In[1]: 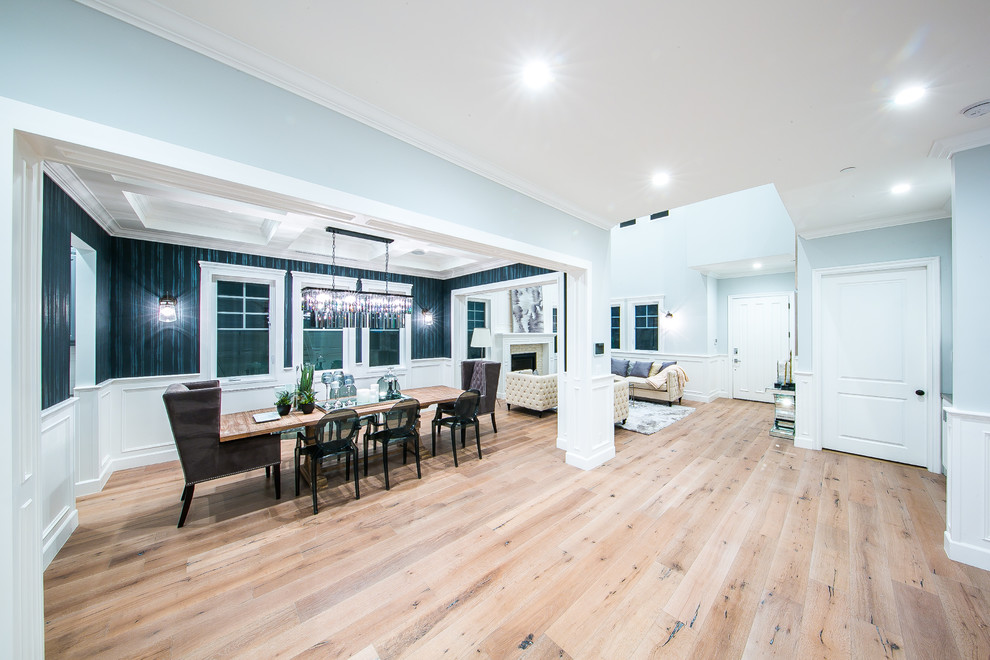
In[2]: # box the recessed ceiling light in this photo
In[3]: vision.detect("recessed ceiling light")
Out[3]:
[651,172,671,187]
[522,61,552,89]
[891,183,911,194]
[894,85,926,106]
[753,262,763,270]
[411,248,427,256]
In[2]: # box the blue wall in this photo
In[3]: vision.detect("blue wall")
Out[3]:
[950,145,990,409]
[41,177,550,407]
[796,218,953,391]
[42,176,114,408]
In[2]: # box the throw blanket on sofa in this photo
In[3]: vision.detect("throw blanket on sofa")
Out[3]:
[646,365,689,391]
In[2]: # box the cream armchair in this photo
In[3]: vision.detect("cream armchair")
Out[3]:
[505,370,557,417]
[613,378,629,424]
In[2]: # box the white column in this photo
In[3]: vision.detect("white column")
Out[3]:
[560,269,615,469]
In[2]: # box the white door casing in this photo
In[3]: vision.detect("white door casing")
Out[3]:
[814,259,940,470]
[729,293,793,403]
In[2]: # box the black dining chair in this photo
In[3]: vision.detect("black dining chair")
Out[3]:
[364,398,422,490]
[432,389,481,467]
[295,408,361,514]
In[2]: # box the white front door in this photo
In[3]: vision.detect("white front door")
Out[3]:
[820,266,930,466]
[730,293,792,403]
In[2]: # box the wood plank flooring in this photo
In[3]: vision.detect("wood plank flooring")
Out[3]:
[44,398,988,659]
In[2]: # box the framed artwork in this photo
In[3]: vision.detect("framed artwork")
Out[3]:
[510,287,544,332]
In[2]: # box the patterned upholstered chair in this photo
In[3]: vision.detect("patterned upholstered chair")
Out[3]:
[504,369,558,417]
[613,378,630,425]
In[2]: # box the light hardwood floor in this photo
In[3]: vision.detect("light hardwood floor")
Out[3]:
[44,398,989,659]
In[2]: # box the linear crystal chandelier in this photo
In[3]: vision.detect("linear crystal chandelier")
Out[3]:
[301,227,413,329]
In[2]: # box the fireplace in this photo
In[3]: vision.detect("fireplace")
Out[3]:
[511,352,537,372]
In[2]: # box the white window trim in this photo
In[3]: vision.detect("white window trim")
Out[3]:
[291,271,357,376]
[361,278,413,374]
[623,295,666,354]
[199,261,285,386]
[466,297,490,359]
[609,299,625,352]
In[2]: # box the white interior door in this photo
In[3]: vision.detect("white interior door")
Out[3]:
[820,266,930,466]
[729,293,792,403]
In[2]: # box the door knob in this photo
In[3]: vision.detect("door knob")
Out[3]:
[915,389,925,396]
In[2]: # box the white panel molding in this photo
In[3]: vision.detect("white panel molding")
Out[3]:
[944,408,990,570]
[793,369,815,450]
[40,399,78,569]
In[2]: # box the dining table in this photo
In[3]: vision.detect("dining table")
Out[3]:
[219,385,465,490]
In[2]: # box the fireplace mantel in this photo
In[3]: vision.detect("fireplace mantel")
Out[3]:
[497,332,556,380]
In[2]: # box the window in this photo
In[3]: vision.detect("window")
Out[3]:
[552,307,558,353]
[216,281,270,377]
[467,300,487,359]
[292,271,355,374]
[634,303,659,351]
[369,329,400,367]
[302,314,343,371]
[610,305,621,350]
[200,262,284,383]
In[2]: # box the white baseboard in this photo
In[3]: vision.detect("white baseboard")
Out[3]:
[566,444,616,470]
[945,532,990,571]
[42,509,77,570]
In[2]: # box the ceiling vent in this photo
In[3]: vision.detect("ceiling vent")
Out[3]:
[961,100,990,118]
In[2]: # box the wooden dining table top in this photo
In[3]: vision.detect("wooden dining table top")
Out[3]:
[219,385,464,442]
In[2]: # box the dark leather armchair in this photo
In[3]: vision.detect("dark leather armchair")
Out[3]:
[459,360,501,433]
[163,380,281,527]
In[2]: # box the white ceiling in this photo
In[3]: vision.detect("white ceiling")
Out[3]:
[70,0,990,260]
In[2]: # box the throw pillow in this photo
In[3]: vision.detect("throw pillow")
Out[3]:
[648,362,662,378]
[660,360,677,371]
[629,360,652,378]
[611,358,629,377]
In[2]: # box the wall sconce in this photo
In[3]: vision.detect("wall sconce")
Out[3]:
[664,310,674,319]
[159,293,178,323]
[421,308,434,326]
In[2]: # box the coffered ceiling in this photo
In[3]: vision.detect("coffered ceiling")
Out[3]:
[70,0,990,253]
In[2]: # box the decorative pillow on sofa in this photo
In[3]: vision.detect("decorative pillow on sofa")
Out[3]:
[629,360,652,378]
[648,360,678,377]
[611,358,629,377]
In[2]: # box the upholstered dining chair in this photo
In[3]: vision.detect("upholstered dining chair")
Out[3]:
[162,380,281,528]
[461,360,500,433]
[432,388,481,467]
[364,398,422,490]
[295,408,361,514]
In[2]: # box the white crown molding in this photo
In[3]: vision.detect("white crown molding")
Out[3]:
[797,207,951,240]
[929,126,990,159]
[42,162,122,234]
[72,0,612,230]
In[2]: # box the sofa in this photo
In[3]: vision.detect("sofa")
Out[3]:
[611,358,685,406]
[505,369,557,416]
[506,369,630,424]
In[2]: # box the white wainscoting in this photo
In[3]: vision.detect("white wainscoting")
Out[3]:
[612,352,729,403]
[944,407,990,571]
[40,399,77,569]
[46,357,456,565]
[793,370,815,451]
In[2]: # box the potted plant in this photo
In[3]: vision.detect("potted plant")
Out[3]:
[274,389,293,416]
[296,388,317,414]
[296,363,317,413]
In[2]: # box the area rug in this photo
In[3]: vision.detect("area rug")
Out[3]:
[618,400,695,435]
